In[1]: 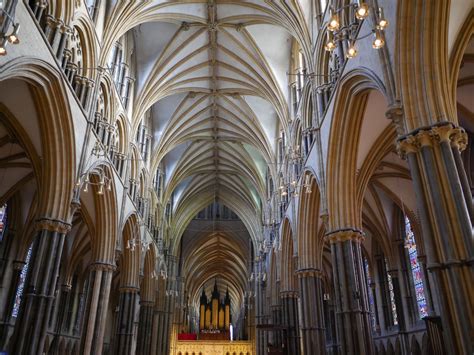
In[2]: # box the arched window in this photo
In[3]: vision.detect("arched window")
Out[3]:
[12,245,33,317]
[405,216,428,318]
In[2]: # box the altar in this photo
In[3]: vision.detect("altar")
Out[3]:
[174,340,254,355]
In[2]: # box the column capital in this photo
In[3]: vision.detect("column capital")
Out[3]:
[119,286,140,293]
[280,290,298,299]
[397,122,468,158]
[36,218,71,234]
[295,268,323,278]
[90,261,116,272]
[324,228,364,244]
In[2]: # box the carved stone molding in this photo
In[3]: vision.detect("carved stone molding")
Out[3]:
[295,268,323,278]
[324,229,365,244]
[36,218,71,234]
[397,122,468,158]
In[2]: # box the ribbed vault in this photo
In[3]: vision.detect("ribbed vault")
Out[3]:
[180,208,252,320]
[118,0,303,250]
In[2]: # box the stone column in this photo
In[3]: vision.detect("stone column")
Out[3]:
[297,268,326,355]
[255,260,266,355]
[0,260,24,349]
[50,284,72,354]
[114,286,140,355]
[270,304,282,348]
[398,123,473,354]
[280,291,300,355]
[10,218,70,355]
[326,230,374,355]
[80,262,114,355]
[136,300,154,355]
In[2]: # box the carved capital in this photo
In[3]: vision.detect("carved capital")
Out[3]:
[90,261,116,272]
[119,286,140,293]
[325,229,364,244]
[398,123,468,158]
[280,290,299,299]
[296,268,323,278]
[449,127,468,152]
[36,218,71,234]
[397,135,419,158]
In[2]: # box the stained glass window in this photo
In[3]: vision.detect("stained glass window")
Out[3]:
[12,245,33,318]
[385,258,398,326]
[0,204,7,242]
[363,257,376,331]
[405,216,428,318]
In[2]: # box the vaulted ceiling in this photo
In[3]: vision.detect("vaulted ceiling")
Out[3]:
[118,0,313,244]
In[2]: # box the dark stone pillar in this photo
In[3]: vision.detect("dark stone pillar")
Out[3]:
[326,230,374,355]
[398,124,473,354]
[271,304,282,349]
[10,219,70,355]
[255,260,266,355]
[280,291,299,355]
[50,284,72,354]
[114,287,140,355]
[297,268,326,355]
[136,300,154,355]
[80,262,114,355]
[0,260,24,349]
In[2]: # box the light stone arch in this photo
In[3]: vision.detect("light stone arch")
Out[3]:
[0,57,76,223]
[326,69,388,232]
[279,217,297,292]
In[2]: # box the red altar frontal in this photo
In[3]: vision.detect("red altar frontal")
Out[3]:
[177,331,230,341]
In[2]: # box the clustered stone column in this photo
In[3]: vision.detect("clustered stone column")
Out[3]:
[254,259,266,355]
[297,268,326,354]
[398,123,473,354]
[136,299,154,355]
[270,303,282,349]
[49,283,72,354]
[326,229,374,355]
[114,286,140,355]
[80,262,115,355]
[10,218,70,355]
[280,290,299,355]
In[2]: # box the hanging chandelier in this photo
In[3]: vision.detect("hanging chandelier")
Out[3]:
[324,1,388,58]
[0,2,20,56]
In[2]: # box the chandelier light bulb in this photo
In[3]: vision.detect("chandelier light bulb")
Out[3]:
[97,183,104,195]
[372,32,385,49]
[8,24,20,44]
[0,36,7,56]
[355,3,370,20]
[83,183,88,193]
[346,42,358,58]
[328,10,340,32]
[377,8,389,30]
